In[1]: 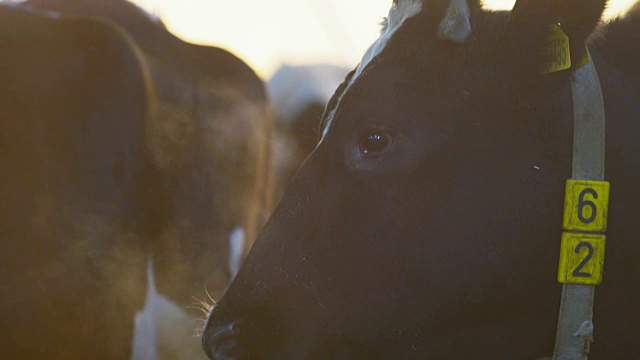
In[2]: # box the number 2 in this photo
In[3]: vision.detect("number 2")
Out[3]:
[572,242,594,277]
[558,232,606,285]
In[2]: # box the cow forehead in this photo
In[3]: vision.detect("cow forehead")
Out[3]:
[319,0,423,143]
[356,0,423,81]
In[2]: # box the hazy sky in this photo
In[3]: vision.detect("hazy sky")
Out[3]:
[131,0,636,78]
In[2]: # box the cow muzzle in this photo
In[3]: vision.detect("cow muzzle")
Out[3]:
[202,319,242,360]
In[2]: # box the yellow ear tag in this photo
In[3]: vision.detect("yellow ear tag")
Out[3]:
[541,24,571,74]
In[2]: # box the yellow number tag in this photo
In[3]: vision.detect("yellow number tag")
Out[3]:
[563,180,610,232]
[541,24,571,74]
[558,233,606,285]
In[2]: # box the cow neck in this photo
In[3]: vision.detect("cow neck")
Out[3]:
[551,52,607,360]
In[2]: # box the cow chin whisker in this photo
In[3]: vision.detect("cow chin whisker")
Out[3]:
[191,287,217,337]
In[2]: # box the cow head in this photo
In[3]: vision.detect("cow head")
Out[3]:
[203,0,608,358]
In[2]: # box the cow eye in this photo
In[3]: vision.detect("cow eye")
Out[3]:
[359,131,393,155]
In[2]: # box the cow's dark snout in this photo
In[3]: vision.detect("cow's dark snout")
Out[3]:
[202,319,242,360]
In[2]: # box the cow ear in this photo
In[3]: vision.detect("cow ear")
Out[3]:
[508,0,607,73]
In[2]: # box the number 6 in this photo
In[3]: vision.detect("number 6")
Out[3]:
[577,188,598,224]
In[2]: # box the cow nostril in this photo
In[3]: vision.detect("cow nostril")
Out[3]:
[202,320,241,360]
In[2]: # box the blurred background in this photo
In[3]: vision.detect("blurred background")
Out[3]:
[127,0,638,79]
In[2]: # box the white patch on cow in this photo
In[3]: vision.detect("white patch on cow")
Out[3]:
[319,0,423,142]
[4,2,62,19]
[228,227,245,279]
[131,260,160,360]
[131,259,207,360]
[437,0,472,43]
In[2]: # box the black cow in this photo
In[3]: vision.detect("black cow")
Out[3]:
[203,0,640,359]
[1,1,273,358]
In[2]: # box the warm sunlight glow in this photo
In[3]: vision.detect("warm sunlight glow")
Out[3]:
[483,0,636,18]
[130,0,637,78]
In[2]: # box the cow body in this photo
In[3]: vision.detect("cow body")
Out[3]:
[203,1,640,359]
[0,6,148,358]
[26,0,274,308]
[1,1,273,358]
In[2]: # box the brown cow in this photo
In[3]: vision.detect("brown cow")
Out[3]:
[1,1,274,358]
